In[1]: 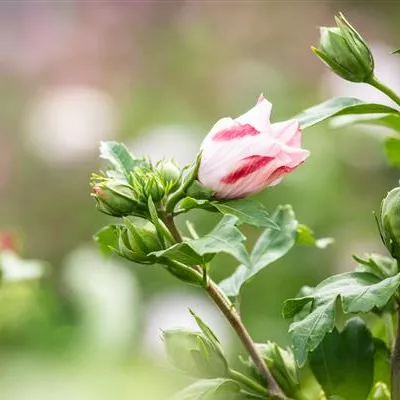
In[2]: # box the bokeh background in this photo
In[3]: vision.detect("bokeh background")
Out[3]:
[1,1,400,399]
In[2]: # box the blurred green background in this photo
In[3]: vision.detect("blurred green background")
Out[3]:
[1,1,400,399]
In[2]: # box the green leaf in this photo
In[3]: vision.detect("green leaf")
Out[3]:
[178,197,278,229]
[219,205,298,297]
[282,296,314,319]
[296,224,334,249]
[164,260,204,286]
[100,141,144,181]
[309,318,374,400]
[293,97,399,129]
[173,379,241,400]
[190,309,221,347]
[93,225,120,255]
[284,271,400,366]
[354,253,398,279]
[373,339,390,386]
[151,215,249,266]
[289,298,337,367]
[179,197,214,212]
[213,199,278,229]
[331,113,400,132]
[392,48,400,55]
[385,137,400,167]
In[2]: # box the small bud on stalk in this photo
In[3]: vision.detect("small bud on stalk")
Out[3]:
[91,181,139,217]
[313,13,374,82]
[163,328,229,378]
[380,187,400,260]
[247,341,300,398]
[157,160,182,192]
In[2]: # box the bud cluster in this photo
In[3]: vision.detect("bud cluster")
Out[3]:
[91,159,182,218]
[91,147,187,267]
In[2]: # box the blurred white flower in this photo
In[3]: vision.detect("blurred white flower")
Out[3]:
[129,125,201,166]
[25,85,117,164]
[63,246,140,357]
[143,290,231,358]
[0,250,46,283]
[322,42,400,106]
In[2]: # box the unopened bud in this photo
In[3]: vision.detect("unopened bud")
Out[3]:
[163,328,228,378]
[91,181,138,217]
[144,175,165,202]
[313,13,374,82]
[157,160,181,191]
[116,218,162,264]
[248,342,299,398]
[380,186,400,260]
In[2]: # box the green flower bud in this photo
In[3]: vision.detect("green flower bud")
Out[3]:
[248,342,299,398]
[313,13,374,82]
[115,218,162,264]
[144,175,165,202]
[163,328,228,378]
[91,181,138,217]
[380,187,400,260]
[157,160,182,191]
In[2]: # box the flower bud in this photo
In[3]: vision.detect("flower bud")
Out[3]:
[380,187,400,260]
[163,328,228,378]
[157,160,181,191]
[248,342,299,397]
[313,13,374,83]
[144,175,165,202]
[198,95,308,199]
[115,218,162,264]
[91,181,138,217]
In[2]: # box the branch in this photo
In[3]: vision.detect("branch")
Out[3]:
[162,214,286,399]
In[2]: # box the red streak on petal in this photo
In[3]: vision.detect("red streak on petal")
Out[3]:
[221,155,274,184]
[213,124,259,141]
[267,165,296,184]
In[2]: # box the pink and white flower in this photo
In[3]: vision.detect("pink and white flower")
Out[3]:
[198,95,310,199]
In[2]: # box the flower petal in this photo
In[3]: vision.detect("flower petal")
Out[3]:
[235,96,272,132]
[270,119,301,147]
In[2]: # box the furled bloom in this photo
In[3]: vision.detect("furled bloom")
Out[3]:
[198,95,310,199]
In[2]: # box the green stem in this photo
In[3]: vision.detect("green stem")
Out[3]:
[163,213,183,243]
[166,153,201,214]
[368,75,400,107]
[384,311,395,351]
[229,369,269,397]
[240,391,268,400]
[392,306,400,400]
[162,215,286,400]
